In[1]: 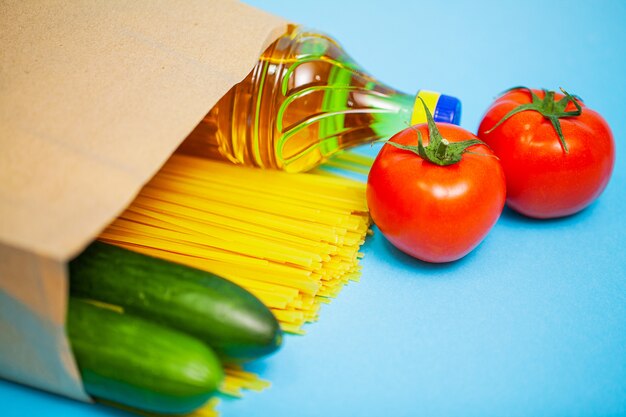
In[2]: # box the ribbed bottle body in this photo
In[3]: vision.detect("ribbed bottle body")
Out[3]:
[181,26,421,172]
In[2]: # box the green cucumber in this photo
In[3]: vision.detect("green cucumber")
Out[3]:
[69,241,282,362]
[67,298,222,414]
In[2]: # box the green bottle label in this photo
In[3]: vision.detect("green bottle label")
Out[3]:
[318,65,354,156]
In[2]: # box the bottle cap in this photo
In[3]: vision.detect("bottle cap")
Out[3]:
[411,91,462,126]
[434,93,462,125]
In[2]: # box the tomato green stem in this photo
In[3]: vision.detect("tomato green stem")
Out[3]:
[386,97,485,166]
[436,139,449,159]
[485,87,582,153]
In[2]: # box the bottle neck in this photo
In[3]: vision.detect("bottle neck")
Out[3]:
[366,91,415,141]
[368,90,462,143]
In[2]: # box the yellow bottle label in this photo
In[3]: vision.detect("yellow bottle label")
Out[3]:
[411,90,441,125]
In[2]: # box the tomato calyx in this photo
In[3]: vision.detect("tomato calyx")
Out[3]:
[485,86,583,153]
[388,97,485,166]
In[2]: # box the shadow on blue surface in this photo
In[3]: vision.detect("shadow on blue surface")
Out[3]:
[0,378,131,417]
[239,356,273,375]
[498,203,600,228]
[374,228,481,275]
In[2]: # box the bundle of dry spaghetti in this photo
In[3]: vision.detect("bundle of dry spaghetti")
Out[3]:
[97,153,370,412]
[98,153,370,334]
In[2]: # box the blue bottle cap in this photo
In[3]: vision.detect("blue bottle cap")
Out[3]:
[434,94,462,125]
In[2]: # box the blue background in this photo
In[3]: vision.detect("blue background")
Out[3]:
[3,1,625,416]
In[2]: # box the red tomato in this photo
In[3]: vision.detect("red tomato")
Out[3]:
[477,87,615,219]
[366,123,506,263]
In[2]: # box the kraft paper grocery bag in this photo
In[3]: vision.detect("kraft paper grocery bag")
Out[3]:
[0,0,286,401]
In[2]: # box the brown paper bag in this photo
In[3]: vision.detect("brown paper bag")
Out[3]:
[0,0,286,401]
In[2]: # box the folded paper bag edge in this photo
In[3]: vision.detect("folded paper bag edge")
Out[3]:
[0,0,288,262]
[0,0,287,403]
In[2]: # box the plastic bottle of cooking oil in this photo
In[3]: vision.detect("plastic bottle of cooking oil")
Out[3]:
[179,25,462,173]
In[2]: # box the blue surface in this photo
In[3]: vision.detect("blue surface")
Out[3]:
[3,1,626,416]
